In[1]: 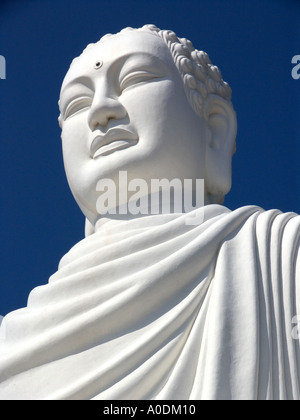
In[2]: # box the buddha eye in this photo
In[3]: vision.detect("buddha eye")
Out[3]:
[64,97,92,120]
[120,71,160,92]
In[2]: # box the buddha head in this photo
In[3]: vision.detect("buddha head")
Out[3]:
[58,25,237,229]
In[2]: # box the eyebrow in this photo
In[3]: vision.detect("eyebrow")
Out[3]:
[118,53,168,80]
[60,76,94,99]
[61,52,169,95]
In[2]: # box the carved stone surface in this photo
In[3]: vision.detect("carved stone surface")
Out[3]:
[0,25,299,400]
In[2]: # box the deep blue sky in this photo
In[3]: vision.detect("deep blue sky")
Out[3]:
[0,0,299,317]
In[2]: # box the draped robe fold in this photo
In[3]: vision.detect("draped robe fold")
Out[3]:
[0,204,299,400]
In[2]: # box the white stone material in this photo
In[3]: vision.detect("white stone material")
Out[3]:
[0,25,299,400]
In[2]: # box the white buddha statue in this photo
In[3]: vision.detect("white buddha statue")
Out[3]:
[0,25,299,400]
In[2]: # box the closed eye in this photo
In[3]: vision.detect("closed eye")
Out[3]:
[120,71,161,92]
[64,96,93,120]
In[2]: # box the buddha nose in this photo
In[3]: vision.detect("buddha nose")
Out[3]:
[88,88,127,131]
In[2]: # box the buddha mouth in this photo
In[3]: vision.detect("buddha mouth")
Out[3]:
[90,127,138,158]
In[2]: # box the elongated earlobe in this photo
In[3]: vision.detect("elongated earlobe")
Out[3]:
[85,218,95,236]
[204,94,237,203]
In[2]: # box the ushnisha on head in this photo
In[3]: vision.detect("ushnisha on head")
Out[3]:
[58,25,237,227]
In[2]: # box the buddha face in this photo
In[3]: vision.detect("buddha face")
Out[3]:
[59,30,209,224]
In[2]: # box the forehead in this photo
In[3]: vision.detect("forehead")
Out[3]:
[61,31,174,90]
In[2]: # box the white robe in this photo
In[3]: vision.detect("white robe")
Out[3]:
[0,205,299,400]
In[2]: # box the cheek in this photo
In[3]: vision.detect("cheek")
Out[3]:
[122,80,177,127]
[61,115,90,165]
[124,82,194,153]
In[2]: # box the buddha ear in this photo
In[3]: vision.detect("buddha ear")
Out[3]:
[85,218,95,237]
[203,94,237,204]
